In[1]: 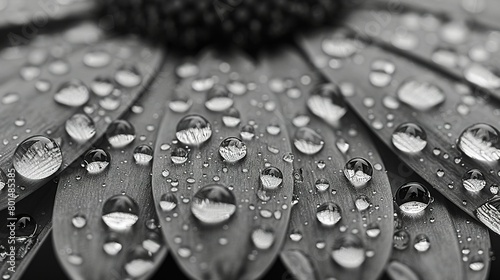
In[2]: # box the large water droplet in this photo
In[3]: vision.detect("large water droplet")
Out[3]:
[176,115,212,146]
[413,234,430,252]
[171,147,188,164]
[106,120,136,148]
[316,202,342,227]
[462,169,486,192]
[13,136,62,180]
[458,123,500,162]
[65,113,96,143]
[395,182,431,214]
[124,247,154,277]
[307,83,346,126]
[392,123,427,153]
[219,137,247,163]
[369,59,395,87]
[293,127,325,155]
[260,167,283,190]
[205,85,233,112]
[159,193,177,212]
[101,194,139,231]
[222,107,241,127]
[343,157,373,187]
[397,80,445,110]
[393,230,410,250]
[83,148,110,174]
[114,65,142,88]
[251,227,275,250]
[469,255,485,271]
[331,234,365,268]
[191,184,236,225]
[54,80,89,107]
[133,145,153,165]
[464,63,500,89]
[103,234,122,255]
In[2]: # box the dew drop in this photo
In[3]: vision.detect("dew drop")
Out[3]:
[159,193,177,212]
[72,214,87,229]
[175,115,212,146]
[331,234,366,268]
[191,184,236,225]
[469,255,485,271]
[65,113,96,143]
[251,227,275,250]
[366,223,381,238]
[103,235,122,256]
[219,137,247,163]
[221,107,241,127]
[413,234,430,252]
[464,63,500,90]
[343,157,373,187]
[2,92,20,104]
[67,253,83,265]
[171,147,188,164]
[83,50,111,68]
[458,123,500,162]
[106,120,136,148]
[322,37,359,58]
[293,127,325,155]
[226,80,247,95]
[289,230,303,242]
[133,145,153,165]
[369,59,395,87]
[316,202,342,227]
[124,247,154,277]
[101,194,139,231]
[83,148,110,174]
[169,95,192,113]
[307,83,346,126]
[397,80,445,110]
[91,77,114,97]
[392,123,428,153]
[355,195,371,211]
[260,167,283,190]
[240,124,255,140]
[315,178,330,192]
[393,230,410,250]
[395,182,431,214]
[192,77,215,92]
[13,136,62,180]
[54,80,89,107]
[114,65,142,88]
[205,85,233,112]
[462,169,486,192]
[176,62,199,78]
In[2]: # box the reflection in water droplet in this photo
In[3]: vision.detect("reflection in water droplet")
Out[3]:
[260,167,283,190]
[458,123,500,162]
[219,137,247,163]
[393,230,410,250]
[397,80,445,111]
[316,202,342,227]
[205,85,233,112]
[369,59,395,88]
[101,194,140,231]
[392,123,428,153]
[106,120,136,148]
[315,178,330,192]
[343,158,373,187]
[395,182,431,214]
[251,227,275,250]
[240,124,255,140]
[293,127,324,155]
[124,247,155,277]
[160,193,178,212]
[13,136,62,180]
[133,145,153,165]
[464,64,500,89]
[84,148,110,174]
[65,113,96,143]
[191,184,236,225]
[54,80,89,107]
[307,84,346,126]
[72,214,87,229]
[114,65,142,88]
[176,115,212,146]
[413,234,430,252]
[462,169,486,192]
[331,234,365,268]
[171,147,188,164]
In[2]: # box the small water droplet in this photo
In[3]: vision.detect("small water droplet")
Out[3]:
[355,195,371,211]
[414,234,430,252]
[395,182,431,214]
[133,145,153,165]
[393,230,410,250]
[191,184,236,225]
[266,124,281,136]
[316,202,342,227]
[106,120,136,148]
[331,234,366,268]
[101,194,139,231]
[83,50,111,68]
[171,147,188,164]
[124,247,155,277]
[392,123,427,153]
[83,148,110,174]
[176,62,199,78]
[103,235,122,256]
[176,115,212,146]
[369,59,395,87]
[462,169,486,192]
[240,124,255,140]
[343,157,373,187]
[13,136,62,180]
[114,65,142,88]
[54,80,90,107]
[397,80,445,110]
[2,92,20,104]
[322,36,359,58]
[159,193,177,212]
[227,80,247,95]
[65,113,96,143]
[293,127,325,155]
[289,230,303,242]
[221,107,241,127]
[205,85,233,112]
[251,227,275,250]
[458,123,500,162]
[219,137,247,163]
[67,253,83,265]
[260,167,283,190]
[72,214,87,229]
[315,178,330,192]
[192,77,215,92]
[307,84,346,126]
[469,255,485,271]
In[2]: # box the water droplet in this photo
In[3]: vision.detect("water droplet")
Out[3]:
[343,157,373,187]
[133,145,153,165]
[331,234,366,268]
[458,123,500,162]
[307,84,346,126]
[191,184,236,225]
[315,178,330,192]
[369,59,395,87]
[322,37,359,58]
[91,77,114,97]
[462,169,486,192]
[15,214,37,239]
[2,92,20,104]
[491,185,499,195]
[440,21,469,44]
[392,123,428,153]
[20,65,41,81]
[464,63,500,89]
[83,148,110,174]
[106,120,136,148]
[393,230,410,250]
[336,138,350,154]
[54,80,89,107]
[316,202,342,227]
[240,124,255,140]
[124,247,154,277]
[226,80,247,95]
[67,253,83,265]
[292,114,310,127]
[176,115,212,146]
[289,230,303,242]
[13,136,62,180]
[220,107,241,127]
[83,50,111,68]
[176,62,199,78]
[101,194,139,231]
[99,95,121,111]
[219,137,247,163]
[266,124,281,135]
[72,214,87,228]
[114,65,142,88]
[260,167,283,190]
[169,95,192,113]
[171,147,188,164]
[65,113,96,143]
[0,169,7,191]
[251,227,275,250]
[355,195,371,211]
[469,256,485,271]
[366,223,381,238]
[159,193,177,212]
[49,59,70,75]
[397,80,445,110]
[142,232,162,254]
[413,234,430,252]
[103,235,122,256]
[387,261,419,280]
[192,77,215,92]
[293,127,325,155]
[205,85,233,112]
[395,182,431,214]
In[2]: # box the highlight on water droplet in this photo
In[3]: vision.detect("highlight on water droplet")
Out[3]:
[219,137,247,163]
[13,135,63,180]
[191,184,236,225]
[175,115,212,146]
[395,182,431,215]
[392,123,427,153]
[343,157,373,187]
[101,194,140,231]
